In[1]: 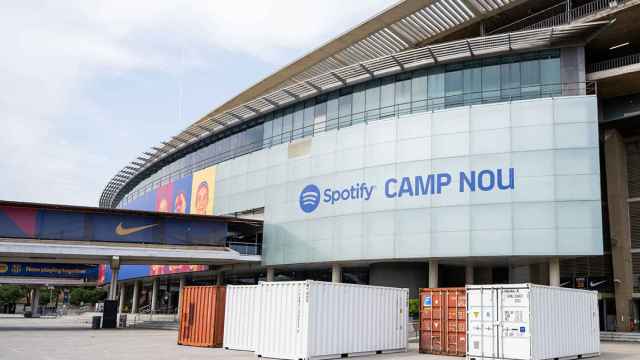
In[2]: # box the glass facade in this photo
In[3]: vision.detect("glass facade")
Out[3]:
[120,50,561,207]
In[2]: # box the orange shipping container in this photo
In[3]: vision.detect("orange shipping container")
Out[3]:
[178,286,226,347]
[419,287,466,357]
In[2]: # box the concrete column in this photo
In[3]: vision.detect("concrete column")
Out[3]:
[604,129,634,332]
[266,267,275,282]
[118,284,126,313]
[216,272,224,285]
[108,256,120,301]
[331,264,342,283]
[167,280,173,311]
[131,281,140,314]
[32,288,40,317]
[428,261,439,288]
[151,279,158,313]
[465,265,474,285]
[177,277,186,319]
[549,257,560,287]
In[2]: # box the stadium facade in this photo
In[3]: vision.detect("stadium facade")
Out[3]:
[100,0,640,331]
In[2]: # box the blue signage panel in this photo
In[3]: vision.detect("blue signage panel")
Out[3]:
[0,262,98,280]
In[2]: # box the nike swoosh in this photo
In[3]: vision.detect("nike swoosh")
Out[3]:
[115,222,158,236]
[589,280,607,287]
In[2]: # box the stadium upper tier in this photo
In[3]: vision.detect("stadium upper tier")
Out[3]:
[100,20,608,209]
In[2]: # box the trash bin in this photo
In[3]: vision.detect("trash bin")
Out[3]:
[119,314,127,328]
[92,316,102,329]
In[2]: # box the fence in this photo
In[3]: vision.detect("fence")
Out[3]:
[588,52,640,73]
[488,0,625,35]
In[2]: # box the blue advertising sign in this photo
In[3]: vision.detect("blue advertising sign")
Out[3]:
[0,262,98,280]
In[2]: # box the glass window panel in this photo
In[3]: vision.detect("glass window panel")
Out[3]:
[326,92,339,130]
[272,111,283,145]
[282,108,293,143]
[521,58,540,99]
[365,79,380,121]
[352,84,366,124]
[380,76,395,118]
[314,97,327,133]
[428,66,445,110]
[262,115,272,148]
[541,55,561,97]
[338,89,353,128]
[293,103,304,140]
[396,73,411,115]
[411,69,428,113]
[445,64,463,108]
[482,59,500,103]
[501,56,520,100]
[228,133,239,156]
[249,123,263,151]
[463,61,482,105]
[303,99,315,137]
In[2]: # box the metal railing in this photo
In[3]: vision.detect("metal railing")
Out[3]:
[227,241,262,256]
[588,52,640,73]
[489,0,625,35]
[120,82,596,207]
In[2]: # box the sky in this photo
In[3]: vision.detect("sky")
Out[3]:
[0,1,396,207]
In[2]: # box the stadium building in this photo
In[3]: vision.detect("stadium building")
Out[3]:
[100,0,640,331]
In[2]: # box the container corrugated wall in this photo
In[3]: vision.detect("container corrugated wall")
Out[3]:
[177,286,226,348]
[419,287,466,356]
[223,285,259,351]
[529,284,599,360]
[467,283,599,360]
[254,281,408,360]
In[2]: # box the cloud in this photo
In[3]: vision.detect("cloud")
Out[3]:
[0,0,395,206]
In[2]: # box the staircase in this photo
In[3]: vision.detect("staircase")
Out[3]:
[127,304,179,330]
[601,332,640,342]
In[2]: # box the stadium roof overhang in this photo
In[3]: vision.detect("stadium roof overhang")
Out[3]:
[100,19,610,208]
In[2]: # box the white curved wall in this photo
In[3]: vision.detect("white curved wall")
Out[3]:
[213,96,602,266]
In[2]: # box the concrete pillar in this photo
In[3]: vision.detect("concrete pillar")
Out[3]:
[266,267,275,282]
[604,129,634,332]
[216,272,224,285]
[32,288,40,317]
[118,284,126,313]
[108,256,120,301]
[549,257,560,287]
[177,277,186,319]
[428,261,438,288]
[331,264,342,283]
[131,281,140,314]
[167,280,173,311]
[151,279,158,313]
[465,265,474,285]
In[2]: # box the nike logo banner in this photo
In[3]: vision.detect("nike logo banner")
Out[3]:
[115,222,158,236]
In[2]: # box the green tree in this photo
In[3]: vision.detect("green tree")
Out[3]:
[0,285,26,305]
[69,287,107,306]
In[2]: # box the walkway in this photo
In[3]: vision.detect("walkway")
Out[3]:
[1,316,640,360]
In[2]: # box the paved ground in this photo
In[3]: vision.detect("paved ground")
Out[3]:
[1,315,639,360]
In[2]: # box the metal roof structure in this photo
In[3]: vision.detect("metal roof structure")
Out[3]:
[100,20,609,208]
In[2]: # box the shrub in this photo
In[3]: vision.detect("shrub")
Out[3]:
[408,298,420,319]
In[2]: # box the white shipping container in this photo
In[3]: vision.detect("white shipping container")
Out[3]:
[223,285,260,351]
[255,281,408,360]
[467,283,599,360]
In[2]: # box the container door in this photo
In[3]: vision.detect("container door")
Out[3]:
[420,290,444,354]
[468,288,498,359]
[445,289,466,356]
[497,287,531,360]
